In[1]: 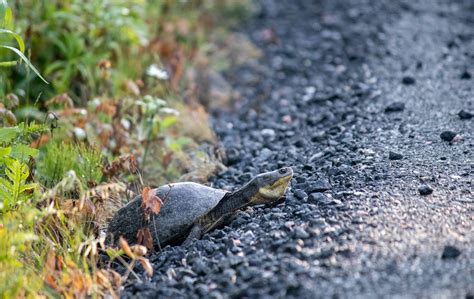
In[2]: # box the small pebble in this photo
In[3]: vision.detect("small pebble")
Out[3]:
[401,76,416,85]
[294,189,308,200]
[440,131,457,142]
[458,110,473,120]
[261,128,276,140]
[308,193,331,205]
[282,115,292,124]
[293,227,310,239]
[388,151,403,160]
[418,185,433,196]
[307,179,331,193]
[460,70,471,80]
[385,102,405,113]
[441,245,462,259]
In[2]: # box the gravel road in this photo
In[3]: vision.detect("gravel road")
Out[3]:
[122,0,473,297]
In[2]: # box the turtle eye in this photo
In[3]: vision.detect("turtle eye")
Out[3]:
[279,168,287,174]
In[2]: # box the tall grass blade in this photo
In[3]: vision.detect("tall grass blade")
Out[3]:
[0,45,49,84]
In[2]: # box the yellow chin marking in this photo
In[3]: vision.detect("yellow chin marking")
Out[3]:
[252,176,292,204]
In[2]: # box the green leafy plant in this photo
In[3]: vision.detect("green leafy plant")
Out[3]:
[0,156,37,212]
[8,0,147,100]
[0,205,43,297]
[0,123,44,212]
[0,0,48,83]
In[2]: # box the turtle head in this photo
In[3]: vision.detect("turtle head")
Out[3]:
[249,167,293,205]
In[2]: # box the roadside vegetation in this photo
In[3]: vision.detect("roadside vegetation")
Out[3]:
[0,0,251,297]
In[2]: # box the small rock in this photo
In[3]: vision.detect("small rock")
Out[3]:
[460,70,471,80]
[242,230,255,240]
[418,185,433,196]
[388,151,403,160]
[293,227,310,239]
[440,131,457,142]
[293,138,306,148]
[308,193,331,205]
[192,259,208,275]
[441,245,461,259]
[222,269,237,281]
[401,76,416,85]
[306,179,331,193]
[309,152,324,161]
[261,128,276,140]
[226,148,241,165]
[318,248,334,259]
[451,134,462,143]
[458,110,473,120]
[351,217,364,224]
[385,102,405,113]
[282,115,292,124]
[294,189,307,200]
[258,148,273,161]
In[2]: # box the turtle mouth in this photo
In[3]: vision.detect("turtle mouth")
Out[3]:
[268,168,293,197]
[250,168,294,205]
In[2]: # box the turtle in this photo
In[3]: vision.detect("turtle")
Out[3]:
[107,167,293,248]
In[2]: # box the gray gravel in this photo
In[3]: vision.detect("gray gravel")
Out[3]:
[121,0,473,297]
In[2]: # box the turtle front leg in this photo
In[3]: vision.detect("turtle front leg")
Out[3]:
[222,211,238,227]
[182,224,203,246]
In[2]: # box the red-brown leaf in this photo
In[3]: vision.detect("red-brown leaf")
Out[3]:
[137,227,154,251]
[141,187,163,217]
[144,228,154,250]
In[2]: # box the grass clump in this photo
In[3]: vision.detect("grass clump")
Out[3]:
[36,142,103,188]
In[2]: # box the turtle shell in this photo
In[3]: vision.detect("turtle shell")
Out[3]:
[107,182,228,247]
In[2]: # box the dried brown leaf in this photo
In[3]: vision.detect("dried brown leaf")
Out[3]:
[137,228,144,245]
[30,134,50,148]
[103,155,138,178]
[95,270,111,288]
[141,187,163,220]
[170,48,185,90]
[45,250,57,273]
[110,270,122,288]
[96,100,117,117]
[161,151,174,170]
[131,244,147,257]
[45,275,58,291]
[137,257,154,277]
[56,256,64,271]
[44,251,59,291]
[123,79,140,96]
[45,93,74,109]
[119,236,135,259]
[137,228,154,250]
[144,228,153,250]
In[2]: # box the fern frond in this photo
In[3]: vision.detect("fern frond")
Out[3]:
[0,159,36,212]
[0,176,13,209]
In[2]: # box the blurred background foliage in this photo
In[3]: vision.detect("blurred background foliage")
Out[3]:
[1,0,251,102]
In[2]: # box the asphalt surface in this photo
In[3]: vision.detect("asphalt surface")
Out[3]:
[122,0,473,297]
